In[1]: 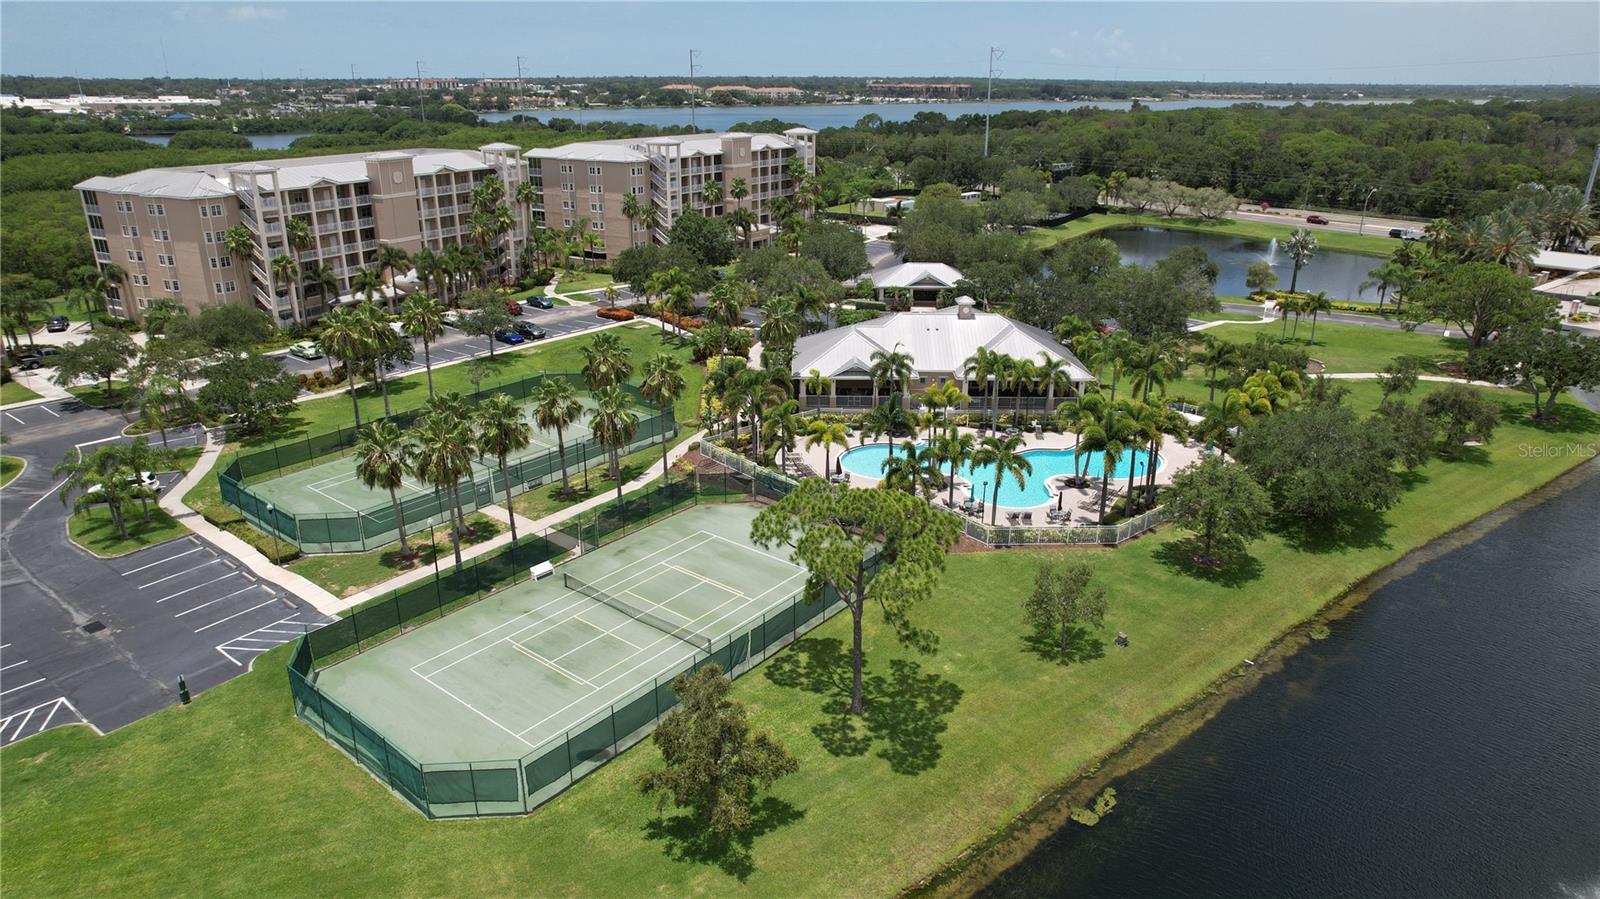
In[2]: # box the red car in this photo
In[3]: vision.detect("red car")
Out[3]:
[1305,214,1330,225]
[506,300,523,316]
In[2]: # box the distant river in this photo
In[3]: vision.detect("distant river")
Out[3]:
[979,467,1600,898]
[478,98,1409,130]
[131,133,310,149]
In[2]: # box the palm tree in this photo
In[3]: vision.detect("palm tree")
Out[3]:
[581,330,634,391]
[880,440,941,499]
[705,279,749,331]
[513,181,540,267]
[318,306,368,429]
[1034,352,1075,410]
[285,217,312,260]
[117,438,172,523]
[411,400,477,570]
[1277,292,1302,339]
[353,300,396,417]
[271,253,302,323]
[1195,391,1252,460]
[1005,356,1040,426]
[5,290,51,348]
[376,244,412,309]
[602,284,622,311]
[1123,402,1164,511]
[411,246,447,301]
[699,179,724,212]
[758,297,801,368]
[1284,227,1317,294]
[222,224,255,270]
[1125,340,1175,402]
[804,418,849,474]
[533,377,584,496]
[55,446,142,540]
[1060,387,1107,478]
[474,393,533,545]
[1197,336,1243,403]
[350,267,385,307]
[1091,333,1132,401]
[933,428,977,507]
[399,292,446,396]
[589,384,640,500]
[301,262,339,317]
[620,192,645,249]
[972,434,1032,526]
[353,420,416,559]
[763,398,804,468]
[639,353,685,482]
[804,368,832,408]
[727,176,749,212]
[1303,291,1334,344]
[962,346,1001,430]
[1477,208,1538,273]
[868,344,914,408]
[1078,405,1134,523]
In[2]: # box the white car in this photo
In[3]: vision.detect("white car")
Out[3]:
[288,341,323,360]
[388,321,405,336]
[441,310,462,326]
[86,471,161,498]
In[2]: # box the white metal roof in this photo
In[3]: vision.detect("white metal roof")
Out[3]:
[76,170,234,200]
[790,307,1093,382]
[75,148,493,198]
[524,131,803,163]
[873,261,965,290]
[1533,250,1600,273]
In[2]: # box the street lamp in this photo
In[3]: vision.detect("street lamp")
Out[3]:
[1358,187,1378,236]
[263,502,281,562]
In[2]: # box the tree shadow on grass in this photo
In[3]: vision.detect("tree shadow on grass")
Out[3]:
[763,637,963,775]
[1152,537,1266,587]
[1020,625,1107,666]
[1275,506,1394,554]
[642,796,805,882]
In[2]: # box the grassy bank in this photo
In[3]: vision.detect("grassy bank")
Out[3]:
[4,375,1595,896]
[1,380,42,405]
[1027,212,1398,257]
[1201,319,1469,374]
[66,504,189,557]
[285,513,503,598]
[65,380,133,408]
[1,455,24,488]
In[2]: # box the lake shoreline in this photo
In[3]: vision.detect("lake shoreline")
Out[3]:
[906,455,1600,898]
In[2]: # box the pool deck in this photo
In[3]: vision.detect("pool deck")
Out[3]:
[795,426,1204,526]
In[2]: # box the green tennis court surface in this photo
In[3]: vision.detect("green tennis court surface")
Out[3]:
[312,503,808,761]
[247,397,597,517]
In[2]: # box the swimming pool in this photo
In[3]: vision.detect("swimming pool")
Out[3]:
[837,443,1162,507]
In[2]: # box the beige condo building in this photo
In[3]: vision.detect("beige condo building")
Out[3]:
[75,129,815,326]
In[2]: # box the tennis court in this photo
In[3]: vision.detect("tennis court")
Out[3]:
[247,396,599,518]
[312,502,808,763]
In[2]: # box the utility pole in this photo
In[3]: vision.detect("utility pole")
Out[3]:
[1583,142,1600,208]
[416,61,426,122]
[1358,187,1378,236]
[983,45,1003,158]
[516,55,527,110]
[688,49,702,130]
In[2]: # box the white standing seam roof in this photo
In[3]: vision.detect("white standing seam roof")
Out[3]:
[74,148,492,199]
[790,308,1094,383]
[1532,250,1600,274]
[873,261,966,290]
[524,131,803,163]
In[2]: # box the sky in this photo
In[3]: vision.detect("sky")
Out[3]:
[2,1,1597,85]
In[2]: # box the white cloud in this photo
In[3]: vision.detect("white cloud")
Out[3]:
[1093,27,1133,60]
[1049,47,1067,59]
[226,5,286,22]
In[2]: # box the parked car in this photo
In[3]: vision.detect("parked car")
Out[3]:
[506,300,523,316]
[1305,214,1330,225]
[288,340,323,360]
[87,471,162,498]
[11,346,62,370]
[493,328,525,345]
[441,309,462,326]
[514,321,547,340]
[525,294,554,310]
[46,315,69,333]
[1391,228,1422,240]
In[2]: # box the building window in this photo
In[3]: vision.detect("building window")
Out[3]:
[590,203,603,213]
[592,221,604,231]
[634,222,646,233]
[162,279,180,291]
[199,206,208,218]
[131,274,150,287]
[214,282,225,295]
[562,182,575,192]
[632,185,645,195]
[219,256,232,268]
[559,164,573,174]
[630,167,644,177]
[210,204,223,217]
[563,218,573,227]
[224,280,237,293]
[138,298,149,310]
[121,225,139,237]
[588,166,602,176]
[204,231,214,243]
[589,184,604,194]
[158,254,175,267]
[115,199,132,213]
[154,229,171,242]
[126,250,144,262]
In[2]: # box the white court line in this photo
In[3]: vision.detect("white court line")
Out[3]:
[415,674,537,749]
[0,659,30,673]
[193,598,279,632]
[4,412,24,425]
[507,640,592,686]
[662,562,745,599]
[138,558,220,589]
[175,585,263,617]
[0,678,47,697]
[699,530,800,566]
[408,528,718,672]
[156,572,242,603]
[306,481,361,513]
[119,544,203,576]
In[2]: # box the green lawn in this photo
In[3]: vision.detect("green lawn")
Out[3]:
[1190,310,1266,323]
[0,455,24,489]
[66,380,133,408]
[510,432,687,523]
[1028,212,1397,257]
[286,513,504,598]
[255,323,701,448]
[66,504,189,557]
[1202,319,1469,374]
[0,380,41,405]
[547,271,616,296]
[5,378,1595,896]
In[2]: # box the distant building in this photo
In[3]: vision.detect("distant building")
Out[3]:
[865,81,974,99]
[1,94,220,115]
[872,261,965,306]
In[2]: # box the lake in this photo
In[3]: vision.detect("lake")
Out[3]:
[478,98,1408,130]
[131,133,310,149]
[978,467,1600,898]
[1104,226,1382,300]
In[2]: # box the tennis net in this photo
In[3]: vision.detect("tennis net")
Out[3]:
[563,572,713,650]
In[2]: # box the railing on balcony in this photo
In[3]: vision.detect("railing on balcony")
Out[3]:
[337,197,355,209]
[94,251,113,263]
[260,196,280,209]
[289,202,311,215]
[89,227,106,237]
[357,239,378,251]
[356,217,374,229]
[355,195,372,206]
[314,198,337,211]
[264,223,283,235]
[83,203,101,214]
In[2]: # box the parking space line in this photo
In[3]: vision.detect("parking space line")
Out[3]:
[39,404,59,417]
[120,544,204,576]
[193,599,279,632]
[138,558,221,589]
[0,659,30,673]
[4,412,24,425]
[158,572,244,604]
[174,585,262,617]
[0,677,46,697]
[25,482,66,513]
[74,435,123,448]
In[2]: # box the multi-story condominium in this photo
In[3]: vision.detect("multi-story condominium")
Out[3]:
[524,128,816,259]
[76,144,528,325]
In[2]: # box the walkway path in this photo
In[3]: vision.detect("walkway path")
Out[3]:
[166,426,706,618]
